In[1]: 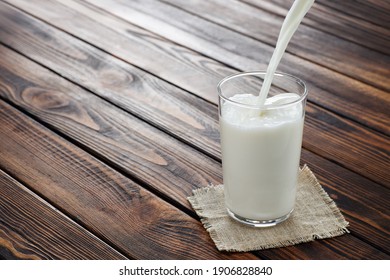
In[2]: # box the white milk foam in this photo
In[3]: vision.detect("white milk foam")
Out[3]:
[220,93,304,220]
[222,93,302,126]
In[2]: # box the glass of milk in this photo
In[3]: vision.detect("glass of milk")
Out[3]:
[218,71,308,227]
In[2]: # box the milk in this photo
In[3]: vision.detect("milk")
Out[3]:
[258,0,315,105]
[220,93,304,221]
[218,0,313,225]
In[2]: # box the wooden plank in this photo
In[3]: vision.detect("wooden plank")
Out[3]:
[164,0,390,81]
[259,150,390,259]
[300,149,390,254]
[316,0,390,29]
[260,233,389,260]
[80,0,390,134]
[303,103,390,188]
[0,105,388,261]
[1,2,389,188]
[1,1,389,188]
[0,41,389,258]
[1,0,388,255]
[3,0,227,104]
[0,46,225,212]
[242,0,390,55]
[0,3,220,159]
[0,101,256,260]
[5,0,389,136]
[0,98,386,259]
[0,170,127,260]
[85,0,390,92]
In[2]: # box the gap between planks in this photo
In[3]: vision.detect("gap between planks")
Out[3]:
[0,2,388,187]
[2,0,389,138]
[0,168,128,260]
[1,99,389,259]
[0,42,388,255]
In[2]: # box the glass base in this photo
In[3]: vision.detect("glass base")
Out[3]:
[226,208,293,227]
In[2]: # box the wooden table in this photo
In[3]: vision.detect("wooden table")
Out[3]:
[0,0,389,260]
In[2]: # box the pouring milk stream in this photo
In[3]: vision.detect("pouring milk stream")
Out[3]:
[219,0,315,226]
[258,0,315,105]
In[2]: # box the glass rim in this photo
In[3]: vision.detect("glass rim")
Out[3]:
[217,71,308,110]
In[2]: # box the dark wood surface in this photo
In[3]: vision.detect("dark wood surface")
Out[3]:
[0,0,388,260]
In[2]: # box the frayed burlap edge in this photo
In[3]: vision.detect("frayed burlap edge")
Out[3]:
[188,165,349,252]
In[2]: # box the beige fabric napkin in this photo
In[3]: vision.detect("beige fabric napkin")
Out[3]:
[188,165,349,252]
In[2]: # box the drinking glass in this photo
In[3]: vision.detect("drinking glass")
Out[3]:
[217,71,308,227]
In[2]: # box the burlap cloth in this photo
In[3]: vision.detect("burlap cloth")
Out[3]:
[188,165,349,252]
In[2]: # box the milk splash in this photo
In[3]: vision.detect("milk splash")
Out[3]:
[257,0,315,106]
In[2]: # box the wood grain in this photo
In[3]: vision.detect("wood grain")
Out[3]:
[1,99,388,261]
[4,0,389,135]
[157,0,390,134]
[0,3,389,192]
[242,0,390,55]
[259,233,389,260]
[303,104,390,188]
[163,0,390,83]
[1,0,389,259]
[0,101,256,260]
[0,1,389,188]
[316,0,390,29]
[0,2,221,159]
[300,149,390,254]
[4,0,229,104]
[0,43,223,210]
[0,43,389,258]
[0,170,126,260]
[83,0,390,93]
